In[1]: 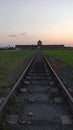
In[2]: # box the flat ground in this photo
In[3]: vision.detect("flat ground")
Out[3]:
[0,50,35,97]
[43,49,73,92]
[43,50,73,67]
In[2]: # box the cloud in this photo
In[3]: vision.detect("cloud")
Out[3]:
[20,32,27,36]
[8,32,27,38]
[8,34,17,37]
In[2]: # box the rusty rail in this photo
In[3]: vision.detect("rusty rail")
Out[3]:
[43,54,73,113]
[0,54,36,119]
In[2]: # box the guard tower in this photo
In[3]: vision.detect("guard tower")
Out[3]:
[37,40,42,49]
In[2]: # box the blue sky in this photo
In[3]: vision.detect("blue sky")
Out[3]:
[0,0,73,46]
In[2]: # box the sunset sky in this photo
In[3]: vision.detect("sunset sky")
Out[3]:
[0,0,73,47]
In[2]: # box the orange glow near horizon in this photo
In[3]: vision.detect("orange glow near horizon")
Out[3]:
[0,26,73,47]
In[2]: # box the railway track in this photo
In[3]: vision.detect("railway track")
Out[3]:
[0,52,73,130]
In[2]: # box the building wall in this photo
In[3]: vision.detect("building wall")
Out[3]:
[15,45,65,50]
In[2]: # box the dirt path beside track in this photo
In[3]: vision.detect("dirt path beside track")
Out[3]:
[46,55,73,91]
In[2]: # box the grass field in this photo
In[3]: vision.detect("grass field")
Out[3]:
[0,50,35,97]
[43,50,73,67]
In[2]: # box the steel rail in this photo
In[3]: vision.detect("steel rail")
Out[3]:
[43,54,73,113]
[0,54,36,119]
